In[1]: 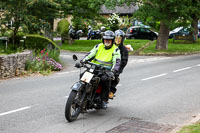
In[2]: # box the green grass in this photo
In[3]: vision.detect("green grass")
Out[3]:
[177,122,200,133]
[0,45,24,55]
[142,39,200,55]
[58,39,150,52]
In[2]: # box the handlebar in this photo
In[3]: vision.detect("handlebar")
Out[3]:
[80,61,111,70]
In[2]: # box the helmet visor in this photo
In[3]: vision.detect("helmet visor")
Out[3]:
[115,36,122,45]
[103,36,114,40]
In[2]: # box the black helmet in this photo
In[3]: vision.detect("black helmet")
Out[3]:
[102,30,115,49]
[103,30,115,40]
[115,29,125,45]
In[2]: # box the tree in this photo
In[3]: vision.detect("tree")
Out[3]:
[0,0,28,44]
[26,0,61,39]
[106,0,200,50]
[61,0,105,21]
[0,0,61,44]
[187,0,200,40]
[133,0,190,50]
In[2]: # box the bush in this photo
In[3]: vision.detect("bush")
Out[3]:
[57,19,70,37]
[25,49,62,75]
[107,13,122,31]
[25,34,60,53]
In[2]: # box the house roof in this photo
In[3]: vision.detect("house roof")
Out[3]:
[100,4,138,15]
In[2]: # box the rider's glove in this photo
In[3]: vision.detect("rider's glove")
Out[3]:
[80,59,88,64]
[75,62,81,68]
[107,71,115,80]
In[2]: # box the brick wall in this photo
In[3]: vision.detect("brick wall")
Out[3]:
[0,51,31,79]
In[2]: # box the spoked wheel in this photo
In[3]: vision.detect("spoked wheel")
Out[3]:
[65,90,84,122]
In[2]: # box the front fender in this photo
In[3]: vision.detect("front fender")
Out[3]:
[71,82,84,91]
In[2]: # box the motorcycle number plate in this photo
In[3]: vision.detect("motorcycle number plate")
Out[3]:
[81,72,94,83]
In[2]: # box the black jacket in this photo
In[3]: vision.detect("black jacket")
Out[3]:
[118,43,128,74]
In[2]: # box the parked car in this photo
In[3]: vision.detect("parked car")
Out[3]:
[169,27,189,39]
[125,26,158,40]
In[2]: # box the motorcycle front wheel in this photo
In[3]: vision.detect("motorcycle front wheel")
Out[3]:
[65,90,83,122]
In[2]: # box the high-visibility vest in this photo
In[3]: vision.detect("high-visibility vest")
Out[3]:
[92,43,117,66]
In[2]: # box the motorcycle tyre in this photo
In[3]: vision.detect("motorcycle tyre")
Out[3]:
[65,90,82,122]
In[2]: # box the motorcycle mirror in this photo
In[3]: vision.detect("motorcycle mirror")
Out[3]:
[72,55,78,61]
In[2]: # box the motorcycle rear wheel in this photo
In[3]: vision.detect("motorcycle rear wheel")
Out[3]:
[65,90,82,122]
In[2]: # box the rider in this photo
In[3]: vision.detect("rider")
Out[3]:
[81,30,121,109]
[87,25,93,40]
[109,29,129,99]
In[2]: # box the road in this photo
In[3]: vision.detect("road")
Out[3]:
[0,51,200,133]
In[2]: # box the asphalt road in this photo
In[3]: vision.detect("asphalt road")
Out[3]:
[0,51,200,133]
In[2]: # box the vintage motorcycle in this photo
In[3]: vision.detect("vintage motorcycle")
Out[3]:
[65,55,113,122]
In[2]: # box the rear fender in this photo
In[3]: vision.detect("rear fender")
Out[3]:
[71,82,84,91]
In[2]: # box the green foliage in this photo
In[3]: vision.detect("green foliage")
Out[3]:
[3,30,13,38]
[25,35,60,52]
[0,0,62,44]
[0,44,24,55]
[71,17,86,31]
[120,15,132,30]
[107,13,122,31]
[57,19,70,36]
[25,48,62,75]
[61,0,105,30]
[133,0,193,30]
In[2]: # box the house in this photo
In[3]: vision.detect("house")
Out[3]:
[100,4,138,17]
[53,4,138,31]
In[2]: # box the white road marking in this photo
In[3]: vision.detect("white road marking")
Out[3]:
[56,70,79,75]
[141,73,168,81]
[173,67,192,73]
[60,55,72,58]
[197,64,200,67]
[0,106,31,116]
[70,70,79,73]
[57,72,70,75]
[129,57,171,64]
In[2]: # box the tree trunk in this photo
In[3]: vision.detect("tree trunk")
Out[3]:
[191,16,198,41]
[156,21,170,50]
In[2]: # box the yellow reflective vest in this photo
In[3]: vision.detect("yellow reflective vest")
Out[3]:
[84,43,121,71]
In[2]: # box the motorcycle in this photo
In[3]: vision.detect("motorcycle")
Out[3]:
[87,26,105,40]
[65,55,112,122]
[69,28,83,40]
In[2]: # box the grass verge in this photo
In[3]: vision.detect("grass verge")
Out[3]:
[141,39,200,56]
[57,39,200,56]
[58,39,150,53]
[177,122,200,133]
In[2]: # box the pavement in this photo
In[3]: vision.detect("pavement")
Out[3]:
[1,51,200,133]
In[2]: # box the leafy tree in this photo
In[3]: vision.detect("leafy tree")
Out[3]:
[26,0,61,38]
[61,0,105,29]
[133,0,191,50]
[0,0,61,44]
[0,0,28,44]
[106,0,200,50]
[186,0,200,40]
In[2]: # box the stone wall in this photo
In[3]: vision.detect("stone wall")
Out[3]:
[0,51,31,79]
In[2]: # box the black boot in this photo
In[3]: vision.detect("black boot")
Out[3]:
[101,101,107,109]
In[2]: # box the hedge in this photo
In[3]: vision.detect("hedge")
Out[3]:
[25,34,60,53]
[57,19,70,36]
